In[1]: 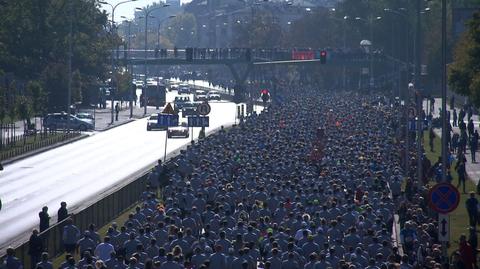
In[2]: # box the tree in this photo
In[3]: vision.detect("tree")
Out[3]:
[449,11,480,106]
[114,70,133,100]
[72,70,83,105]
[0,0,112,112]
[16,95,33,133]
[164,13,197,47]
[26,80,47,117]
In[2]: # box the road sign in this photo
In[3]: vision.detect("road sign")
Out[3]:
[188,116,209,127]
[428,183,460,214]
[158,114,179,127]
[197,103,211,115]
[438,214,449,242]
[162,103,175,114]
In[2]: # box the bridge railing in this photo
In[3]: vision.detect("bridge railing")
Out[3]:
[113,47,389,64]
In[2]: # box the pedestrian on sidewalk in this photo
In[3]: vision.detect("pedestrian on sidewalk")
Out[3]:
[453,109,458,127]
[456,158,467,194]
[453,133,460,153]
[459,234,475,269]
[468,119,475,139]
[466,192,479,227]
[429,127,435,152]
[460,108,466,122]
[115,103,120,121]
[470,135,478,163]
[461,131,469,153]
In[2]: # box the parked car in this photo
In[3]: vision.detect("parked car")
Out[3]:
[207,91,221,101]
[43,113,94,131]
[75,112,94,121]
[147,113,167,131]
[167,122,189,138]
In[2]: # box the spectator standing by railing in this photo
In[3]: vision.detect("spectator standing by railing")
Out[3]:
[27,229,43,269]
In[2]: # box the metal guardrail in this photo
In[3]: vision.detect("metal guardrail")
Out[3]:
[1,166,150,268]
[0,132,81,162]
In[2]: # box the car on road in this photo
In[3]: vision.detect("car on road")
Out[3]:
[146,113,167,131]
[174,96,192,111]
[194,90,208,101]
[167,122,189,138]
[44,113,94,131]
[182,106,197,117]
[169,83,179,92]
[178,85,191,94]
[207,91,221,101]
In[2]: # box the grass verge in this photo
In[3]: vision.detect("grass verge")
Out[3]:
[423,131,476,255]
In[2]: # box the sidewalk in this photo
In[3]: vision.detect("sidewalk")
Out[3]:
[425,98,480,185]
[84,101,159,131]
[6,101,159,134]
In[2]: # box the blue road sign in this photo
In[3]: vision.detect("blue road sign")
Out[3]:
[158,114,179,127]
[188,116,209,127]
[428,183,460,214]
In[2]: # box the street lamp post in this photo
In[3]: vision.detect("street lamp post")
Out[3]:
[100,0,138,124]
[355,16,382,91]
[329,13,350,89]
[384,8,410,97]
[121,16,133,118]
[157,15,177,49]
[136,4,170,115]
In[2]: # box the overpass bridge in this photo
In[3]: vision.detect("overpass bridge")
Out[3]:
[112,47,405,102]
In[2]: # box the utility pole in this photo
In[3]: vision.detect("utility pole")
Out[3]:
[440,0,448,260]
[67,0,73,133]
[415,0,423,188]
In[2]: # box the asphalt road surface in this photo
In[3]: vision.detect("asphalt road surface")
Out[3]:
[0,89,253,250]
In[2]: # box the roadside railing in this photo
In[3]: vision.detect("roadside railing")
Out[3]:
[0,131,81,162]
[3,167,150,269]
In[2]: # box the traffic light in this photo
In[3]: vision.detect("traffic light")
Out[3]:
[186,48,193,62]
[320,50,327,64]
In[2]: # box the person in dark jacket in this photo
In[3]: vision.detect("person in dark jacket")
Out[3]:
[28,229,44,269]
[39,206,50,233]
[57,202,68,223]
[466,192,479,227]
[456,160,468,194]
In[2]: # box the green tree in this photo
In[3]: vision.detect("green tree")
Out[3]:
[16,95,33,133]
[449,11,480,106]
[0,0,112,112]
[114,70,133,98]
[26,80,47,117]
[164,13,197,47]
[72,70,83,105]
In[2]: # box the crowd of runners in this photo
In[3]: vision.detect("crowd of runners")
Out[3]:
[3,88,461,268]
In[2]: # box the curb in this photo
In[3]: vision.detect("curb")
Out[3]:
[1,134,89,165]
[96,118,135,132]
